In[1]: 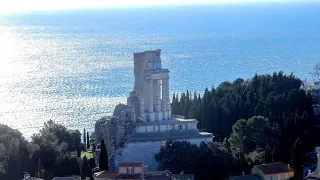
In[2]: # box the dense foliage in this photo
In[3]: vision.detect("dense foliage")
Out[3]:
[31,120,82,179]
[0,121,93,180]
[172,72,313,138]
[0,125,34,180]
[169,72,318,179]
[155,140,244,180]
[99,139,109,171]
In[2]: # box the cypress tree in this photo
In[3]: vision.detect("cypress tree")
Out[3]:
[99,139,109,171]
[83,128,86,145]
[82,156,90,178]
[87,132,90,149]
[291,138,303,180]
[36,158,42,178]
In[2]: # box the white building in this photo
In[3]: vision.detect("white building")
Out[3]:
[95,49,213,170]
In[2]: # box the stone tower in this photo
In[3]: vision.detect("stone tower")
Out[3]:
[133,49,171,122]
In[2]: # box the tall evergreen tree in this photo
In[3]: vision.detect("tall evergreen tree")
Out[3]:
[82,156,90,178]
[99,139,109,171]
[291,138,303,180]
[86,132,90,149]
[83,128,86,145]
[36,158,42,178]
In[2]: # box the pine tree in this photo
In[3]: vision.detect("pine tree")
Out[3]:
[99,139,109,171]
[83,128,86,145]
[86,132,90,149]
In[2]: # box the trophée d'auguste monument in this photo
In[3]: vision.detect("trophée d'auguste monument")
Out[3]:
[95,49,213,170]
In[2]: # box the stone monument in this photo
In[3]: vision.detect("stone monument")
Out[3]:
[95,49,213,170]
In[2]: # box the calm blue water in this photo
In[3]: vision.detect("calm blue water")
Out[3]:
[0,2,319,138]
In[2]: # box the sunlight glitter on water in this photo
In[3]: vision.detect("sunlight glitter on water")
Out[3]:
[1,4,320,139]
[0,25,132,139]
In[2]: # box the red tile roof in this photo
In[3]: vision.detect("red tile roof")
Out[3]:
[118,162,143,167]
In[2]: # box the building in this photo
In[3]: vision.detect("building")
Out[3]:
[94,49,213,170]
[93,162,144,180]
[229,162,294,180]
[92,162,194,180]
[252,162,294,180]
[305,147,320,179]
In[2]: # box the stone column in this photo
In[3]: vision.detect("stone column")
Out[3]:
[161,79,166,120]
[155,79,162,121]
[161,79,168,120]
[148,79,155,122]
[139,96,146,121]
[164,78,171,119]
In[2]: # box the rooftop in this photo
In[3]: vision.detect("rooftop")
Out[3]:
[227,174,262,180]
[93,170,143,179]
[92,171,119,179]
[51,177,81,180]
[254,162,294,175]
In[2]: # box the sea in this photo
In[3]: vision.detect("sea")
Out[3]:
[0,2,319,139]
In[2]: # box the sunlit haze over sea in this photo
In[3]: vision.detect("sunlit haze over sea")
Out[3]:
[0,2,320,139]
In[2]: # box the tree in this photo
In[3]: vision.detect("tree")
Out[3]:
[88,158,96,179]
[31,120,81,178]
[82,156,90,178]
[155,140,236,180]
[36,159,43,178]
[155,140,199,174]
[171,71,312,141]
[291,138,303,180]
[99,139,109,171]
[311,63,320,81]
[228,116,270,154]
[0,124,33,180]
[83,128,86,146]
[87,132,90,150]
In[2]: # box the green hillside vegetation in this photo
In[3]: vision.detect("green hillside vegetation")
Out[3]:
[0,121,95,180]
[166,71,317,179]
